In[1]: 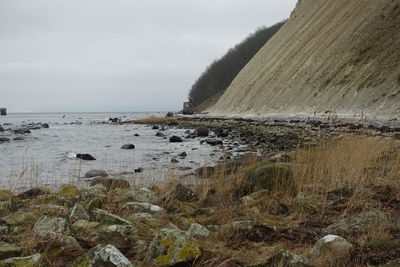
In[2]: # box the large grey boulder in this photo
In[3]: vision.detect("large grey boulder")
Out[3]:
[322,212,390,234]
[69,203,90,221]
[122,202,165,214]
[72,244,133,267]
[91,208,133,225]
[123,188,158,204]
[246,251,311,267]
[92,225,137,248]
[145,227,201,265]
[163,183,198,203]
[309,235,352,264]
[85,169,108,178]
[187,223,210,239]
[33,216,70,238]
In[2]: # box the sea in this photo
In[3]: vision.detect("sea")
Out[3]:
[0,112,224,191]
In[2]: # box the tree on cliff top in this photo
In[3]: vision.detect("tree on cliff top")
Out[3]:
[188,21,285,107]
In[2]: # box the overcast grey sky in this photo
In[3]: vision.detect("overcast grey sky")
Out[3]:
[0,0,297,112]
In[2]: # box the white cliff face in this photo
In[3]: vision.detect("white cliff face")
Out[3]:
[208,0,400,119]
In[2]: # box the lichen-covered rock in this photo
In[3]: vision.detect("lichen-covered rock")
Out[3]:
[91,208,132,225]
[0,242,22,260]
[309,235,352,264]
[72,244,133,267]
[0,253,41,266]
[69,203,90,221]
[91,225,137,248]
[26,204,68,217]
[163,184,198,203]
[33,216,70,238]
[123,202,165,214]
[236,162,296,197]
[166,200,195,214]
[71,220,102,242]
[56,235,83,250]
[76,184,107,202]
[187,223,210,239]
[58,184,80,199]
[90,178,130,191]
[246,251,310,267]
[1,211,38,226]
[123,188,158,204]
[145,227,201,266]
[322,212,390,235]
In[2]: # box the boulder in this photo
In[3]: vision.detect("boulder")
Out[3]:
[122,188,158,204]
[187,223,210,239]
[178,151,187,157]
[166,200,195,214]
[0,125,4,132]
[206,139,223,146]
[121,144,135,149]
[13,136,25,141]
[145,227,201,265]
[76,153,96,160]
[72,244,133,267]
[33,216,70,238]
[246,251,310,267]
[91,208,132,225]
[1,211,37,226]
[85,169,108,178]
[152,125,160,130]
[26,204,68,217]
[322,212,390,235]
[90,178,130,191]
[309,235,353,264]
[166,112,174,117]
[236,162,295,197]
[195,127,209,137]
[163,183,198,203]
[0,242,22,260]
[122,202,166,214]
[91,225,137,248]
[0,137,10,143]
[170,136,183,142]
[156,132,165,137]
[69,203,90,221]
[0,253,41,266]
[58,184,79,199]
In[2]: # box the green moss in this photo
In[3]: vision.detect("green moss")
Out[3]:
[58,185,79,198]
[177,243,201,261]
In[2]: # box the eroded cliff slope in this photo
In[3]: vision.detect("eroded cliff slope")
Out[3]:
[208,0,400,118]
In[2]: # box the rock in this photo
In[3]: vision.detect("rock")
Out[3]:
[76,153,96,160]
[90,178,130,191]
[134,167,143,173]
[121,144,135,149]
[145,227,201,265]
[85,169,108,178]
[128,213,155,223]
[206,139,223,146]
[0,242,22,260]
[152,125,160,130]
[0,253,41,266]
[72,244,133,267]
[170,136,183,142]
[195,127,209,137]
[58,184,79,199]
[26,204,68,216]
[156,132,165,137]
[17,187,52,199]
[92,225,137,248]
[309,235,352,264]
[123,188,158,204]
[134,133,140,136]
[1,211,37,226]
[322,212,390,235]
[33,216,70,238]
[70,203,90,221]
[41,123,49,128]
[166,112,174,117]
[236,161,295,197]
[247,250,310,267]
[71,220,102,241]
[0,137,10,143]
[171,158,179,163]
[13,136,25,141]
[0,125,4,132]
[166,200,195,214]
[76,184,107,204]
[56,235,83,250]
[187,223,210,239]
[91,208,132,225]
[178,151,187,157]
[123,202,166,214]
[163,183,198,202]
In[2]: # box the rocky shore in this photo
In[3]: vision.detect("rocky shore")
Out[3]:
[1,116,400,266]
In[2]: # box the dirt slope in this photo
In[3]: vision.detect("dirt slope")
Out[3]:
[208,0,400,119]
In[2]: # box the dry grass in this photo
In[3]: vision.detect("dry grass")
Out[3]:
[124,116,181,124]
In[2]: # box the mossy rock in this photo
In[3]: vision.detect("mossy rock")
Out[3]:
[1,211,38,226]
[71,244,133,267]
[236,162,296,197]
[0,253,41,267]
[90,208,132,225]
[0,242,22,260]
[58,185,79,199]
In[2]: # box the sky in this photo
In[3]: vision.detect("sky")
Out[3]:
[0,0,297,113]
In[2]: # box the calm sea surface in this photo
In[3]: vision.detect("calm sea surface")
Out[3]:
[0,112,223,191]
